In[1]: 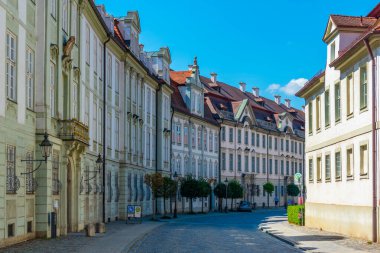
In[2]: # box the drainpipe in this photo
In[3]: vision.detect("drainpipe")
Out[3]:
[218,120,223,183]
[170,107,174,175]
[364,38,377,243]
[155,84,162,214]
[266,130,269,207]
[102,33,111,224]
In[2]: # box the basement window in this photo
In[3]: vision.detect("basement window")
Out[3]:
[27,221,33,233]
[8,224,15,237]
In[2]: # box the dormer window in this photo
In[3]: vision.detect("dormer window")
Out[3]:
[330,42,336,63]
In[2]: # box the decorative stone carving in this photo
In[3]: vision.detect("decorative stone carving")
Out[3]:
[50,44,59,61]
[62,57,73,72]
[73,67,81,82]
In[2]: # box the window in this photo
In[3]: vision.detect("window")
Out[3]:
[27,221,32,233]
[325,90,330,127]
[251,133,255,147]
[25,151,34,194]
[6,32,17,101]
[251,156,255,172]
[237,155,242,171]
[50,62,55,117]
[316,96,321,130]
[335,82,341,122]
[274,138,278,150]
[281,139,284,151]
[237,129,241,144]
[196,127,201,149]
[274,160,278,174]
[26,48,34,109]
[222,153,226,171]
[269,159,273,174]
[286,161,289,175]
[176,123,181,145]
[209,132,213,152]
[330,42,336,62]
[268,136,272,149]
[184,124,188,146]
[281,160,284,175]
[62,0,68,32]
[72,83,78,118]
[244,131,248,145]
[229,154,233,171]
[229,128,233,142]
[335,151,341,180]
[203,129,207,151]
[256,134,260,147]
[316,157,322,182]
[308,102,313,134]
[262,185,266,197]
[84,93,89,125]
[146,130,150,160]
[244,155,248,172]
[92,102,97,145]
[347,75,354,116]
[50,0,57,18]
[262,135,266,148]
[262,158,266,173]
[346,148,353,178]
[115,61,120,93]
[360,144,368,176]
[115,117,119,150]
[98,107,102,144]
[325,154,331,182]
[8,224,14,238]
[291,141,294,153]
[107,113,112,148]
[295,141,298,154]
[308,158,313,182]
[191,126,196,148]
[286,140,289,152]
[360,66,368,109]
[85,25,90,64]
[256,157,260,173]
[52,150,59,195]
[106,53,112,87]
[93,35,97,72]
[6,145,16,194]
[72,4,77,38]
[221,127,226,141]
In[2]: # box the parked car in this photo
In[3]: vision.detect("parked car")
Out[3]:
[237,201,252,212]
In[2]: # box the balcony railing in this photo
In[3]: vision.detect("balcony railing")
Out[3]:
[6,175,20,194]
[59,119,89,145]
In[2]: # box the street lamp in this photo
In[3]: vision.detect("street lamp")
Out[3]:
[21,132,53,174]
[173,171,179,218]
[224,178,228,213]
[96,154,104,174]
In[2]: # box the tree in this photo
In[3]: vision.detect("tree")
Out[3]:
[228,180,243,210]
[287,183,300,197]
[214,183,226,212]
[263,182,274,207]
[144,173,164,220]
[161,177,177,217]
[180,176,200,213]
[198,178,212,213]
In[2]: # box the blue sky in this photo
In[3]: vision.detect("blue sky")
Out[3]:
[96,0,379,109]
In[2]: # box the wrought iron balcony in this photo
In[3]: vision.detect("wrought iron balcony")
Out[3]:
[26,177,38,194]
[52,179,62,195]
[6,175,20,194]
[59,119,89,145]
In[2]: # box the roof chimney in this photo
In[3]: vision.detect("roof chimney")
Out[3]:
[139,44,144,53]
[239,82,246,92]
[252,87,259,97]
[285,99,291,108]
[210,72,217,83]
[274,95,281,105]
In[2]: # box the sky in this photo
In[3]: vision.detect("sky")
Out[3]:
[96,0,379,109]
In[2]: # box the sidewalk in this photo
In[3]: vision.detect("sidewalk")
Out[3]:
[259,216,380,253]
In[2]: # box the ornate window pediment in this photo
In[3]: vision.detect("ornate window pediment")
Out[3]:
[50,44,59,61]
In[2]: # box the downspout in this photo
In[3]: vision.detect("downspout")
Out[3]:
[170,107,174,175]
[155,84,162,214]
[364,38,377,243]
[218,120,223,183]
[102,33,111,224]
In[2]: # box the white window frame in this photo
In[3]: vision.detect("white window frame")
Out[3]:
[6,32,17,101]
[26,48,34,109]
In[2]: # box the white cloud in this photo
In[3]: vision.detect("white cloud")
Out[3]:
[280,78,308,95]
[266,84,281,94]
[265,78,308,96]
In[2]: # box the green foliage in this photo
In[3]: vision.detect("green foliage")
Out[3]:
[161,176,177,199]
[287,183,300,197]
[287,205,305,225]
[144,173,164,198]
[198,178,211,198]
[180,176,200,199]
[263,182,274,195]
[213,183,226,198]
[228,180,243,199]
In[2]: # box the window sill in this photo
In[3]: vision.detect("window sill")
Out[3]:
[346,114,354,120]
[325,178,331,183]
[360,107,368,113]
[325,124,330,130]
[7,98,17,104]
[335,119,341,124]
[347,175,354,181]
[360,173,369,179]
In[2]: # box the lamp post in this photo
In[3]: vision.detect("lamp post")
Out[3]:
[224,178,228,213]
[173,171,178,219]
[21,132,53,170]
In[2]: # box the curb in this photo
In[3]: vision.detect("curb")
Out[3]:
[259,226,305,252]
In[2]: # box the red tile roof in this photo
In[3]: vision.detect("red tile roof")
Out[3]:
[330,15,377,28]
[367,3,380,18]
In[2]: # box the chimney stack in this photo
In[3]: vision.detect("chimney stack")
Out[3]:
[252,87,259,97]
[274,95,281,105]
[139,44,144,53]
[210,72,217,83]
[239,82,246,92]
[285,99,291,108]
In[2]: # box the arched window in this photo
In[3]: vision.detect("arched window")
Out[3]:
[209,132,213,152]
[204,129,208,151]
[197,126,202,150]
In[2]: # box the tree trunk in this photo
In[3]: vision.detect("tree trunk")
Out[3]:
[152,196,156,220]
[230,198,233,210]
[201,197,204,213]
[190,198,193,213]
[164,197,167,215]
[267,193,269,208]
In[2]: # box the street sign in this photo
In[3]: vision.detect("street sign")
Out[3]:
[294,172,302,184]
[127,205,142,224]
